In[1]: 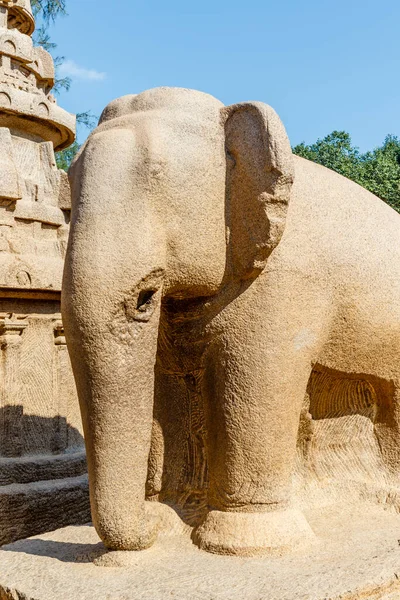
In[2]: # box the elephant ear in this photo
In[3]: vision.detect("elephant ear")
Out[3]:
[223,102,294,280]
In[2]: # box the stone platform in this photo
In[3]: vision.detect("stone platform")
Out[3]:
[2,503,400,600]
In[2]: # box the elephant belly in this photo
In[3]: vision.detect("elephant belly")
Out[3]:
[316,280,400,380]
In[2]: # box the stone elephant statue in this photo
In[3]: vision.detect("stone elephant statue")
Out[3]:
[62,87,400,557]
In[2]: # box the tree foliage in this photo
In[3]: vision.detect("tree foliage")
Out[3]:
[31,0,66,23]
[32,1,70,93]
[293,132,400,212]
[32,0,95,170]
[55,140,79,171]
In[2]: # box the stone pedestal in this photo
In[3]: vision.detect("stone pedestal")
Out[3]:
[0,0,89,545]
[0,298,89,545]
[1,502,400,600]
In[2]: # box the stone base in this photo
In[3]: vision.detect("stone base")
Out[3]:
[0,472,90,546]
[2,503,400,600]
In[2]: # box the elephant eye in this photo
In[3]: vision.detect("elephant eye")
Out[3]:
[136,289,156,312]
[123,289,158,323]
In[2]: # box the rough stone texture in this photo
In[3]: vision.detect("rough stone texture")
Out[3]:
[0,0,89,545]
[0,0,33,36]
[0,1,74,149]
[63,86,400,559]
[1,503,400,599]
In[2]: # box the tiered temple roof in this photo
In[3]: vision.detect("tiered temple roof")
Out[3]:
[0,0,76,291]
[0,0,75,150]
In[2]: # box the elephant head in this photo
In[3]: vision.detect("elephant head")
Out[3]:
[62,87,294,551]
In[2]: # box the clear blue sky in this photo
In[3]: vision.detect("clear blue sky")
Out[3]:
[49,0,399,151]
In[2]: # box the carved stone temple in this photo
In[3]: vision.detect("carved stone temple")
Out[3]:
[0,0,89,545]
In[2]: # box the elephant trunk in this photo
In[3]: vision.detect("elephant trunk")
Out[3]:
[63,277,162,550]
[62,128,166,550]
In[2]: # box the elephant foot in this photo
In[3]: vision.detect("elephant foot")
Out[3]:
[193,508,316,556]
[99,502,160,552]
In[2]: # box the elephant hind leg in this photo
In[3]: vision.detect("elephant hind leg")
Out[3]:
[147,366,209,526]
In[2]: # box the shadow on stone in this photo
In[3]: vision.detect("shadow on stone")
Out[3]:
[0,407,90,546]
[0,405,85,460]
[2,526,107,564]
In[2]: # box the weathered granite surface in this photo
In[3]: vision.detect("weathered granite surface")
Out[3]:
[1,503,400,599]
[0,0,89,545]
[64,86,400,558]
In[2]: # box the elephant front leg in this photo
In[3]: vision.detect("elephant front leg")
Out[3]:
[196,275,329,555]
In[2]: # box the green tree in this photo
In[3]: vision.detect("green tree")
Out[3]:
[31,0,66,23]
[359,136,400,212]
[293,132,400,212]
[293,131,363,182]
[54,140,79,171]
[32,0,96,170]
[31,0,71,92]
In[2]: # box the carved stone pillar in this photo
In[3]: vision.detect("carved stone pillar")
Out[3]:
[0,316,27,457]
[0,0,89,545]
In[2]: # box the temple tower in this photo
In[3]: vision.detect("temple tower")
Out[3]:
[0,0,89,544]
